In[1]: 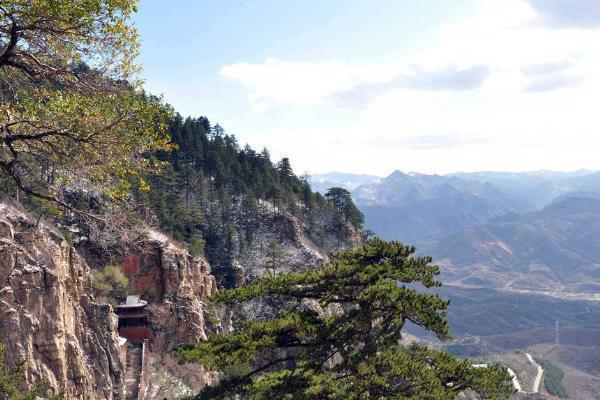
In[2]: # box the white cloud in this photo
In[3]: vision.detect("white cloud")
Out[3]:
[220,58,404,108]
[220,0,600,175]
[523,74,580,92]
[220,59,493,110]
[521,61,573,76]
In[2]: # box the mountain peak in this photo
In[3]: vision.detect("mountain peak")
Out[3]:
[389,170,408,178]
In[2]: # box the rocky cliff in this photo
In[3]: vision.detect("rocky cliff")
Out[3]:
[0,203,125,399]
[119,229,218,353]
[211,200,363,288]
[0,197,360,399]
[130,230,220,399]
[0,203,221,399]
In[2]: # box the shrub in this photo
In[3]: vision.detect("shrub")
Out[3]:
[188,234,206,257]
[535,357,568,398]
[92,265,129,304]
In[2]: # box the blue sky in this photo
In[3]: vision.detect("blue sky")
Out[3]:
[134,0,600,176]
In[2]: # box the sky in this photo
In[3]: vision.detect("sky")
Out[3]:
[134,0,600,176]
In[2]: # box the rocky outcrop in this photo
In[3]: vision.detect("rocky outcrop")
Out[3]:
[0,204,220,399]
[120,229,218,353]
[232,204,363,285]
[199,197,363,289]
[0,203,124,399]
[143,352,214,400]
[113,229,219,398]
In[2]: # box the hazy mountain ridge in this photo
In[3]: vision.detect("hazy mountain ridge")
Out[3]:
[451,170,600,209]
[351,170,533,243]
[317,170,600,212]
[316,169,600,296]
[354,170,530,208]
[420,196,600,294]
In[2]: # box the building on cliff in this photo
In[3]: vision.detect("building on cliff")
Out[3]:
[116,295,150,342]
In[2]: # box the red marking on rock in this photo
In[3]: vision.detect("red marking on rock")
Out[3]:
[123,256,138,274]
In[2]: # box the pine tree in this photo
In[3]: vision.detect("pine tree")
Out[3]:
[325,187,364,229]
[276,158,293,186]
[178,238,513,400]
[343,199,364,228]
[0,344,51,399]
[265,240,286,275]
[325,187,350,213]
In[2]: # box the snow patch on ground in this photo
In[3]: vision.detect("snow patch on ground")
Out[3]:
[146,228,169,243]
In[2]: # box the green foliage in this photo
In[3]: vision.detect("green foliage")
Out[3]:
[92,265,129,303]
[205,303,221,329]
[189,234,206,257]
[0,0,172,217]
[0,0,140,82]
[325,187,364,229]
[177,238,513,400]
[265,240,286,273]
[0,343,53,400]
[139,115,357,287]
[157,115,315,210]
[534,358,568,398]
[58,227,73,246]
[26,197,63,220]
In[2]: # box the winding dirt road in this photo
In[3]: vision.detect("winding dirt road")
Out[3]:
[473,352,543,394]
[473,364,523,392]
[526,352,544,393]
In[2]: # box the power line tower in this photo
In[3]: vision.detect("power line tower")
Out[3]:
[554,320,560,348]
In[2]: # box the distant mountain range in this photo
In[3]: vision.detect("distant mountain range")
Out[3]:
[420,196,600,294]
[313,169,600,295]
[352,170,533,243]
[450,170,600,209]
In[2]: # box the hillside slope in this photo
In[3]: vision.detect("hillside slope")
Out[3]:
[420,196,600,294]
[138,115,363,288]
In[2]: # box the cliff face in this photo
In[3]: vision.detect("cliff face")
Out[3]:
[0,203,124,399]
[210,200,363,288]
[0,204,221,399]
[107,228,218,352]
[117,229,219,399]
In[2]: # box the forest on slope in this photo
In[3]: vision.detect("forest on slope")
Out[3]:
[133,114,364,287]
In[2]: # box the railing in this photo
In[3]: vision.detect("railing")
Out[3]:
[137,339,148,400]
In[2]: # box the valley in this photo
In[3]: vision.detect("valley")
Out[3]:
[405,286,600,399]
[314,170,600,298]
[314,169,600,398]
